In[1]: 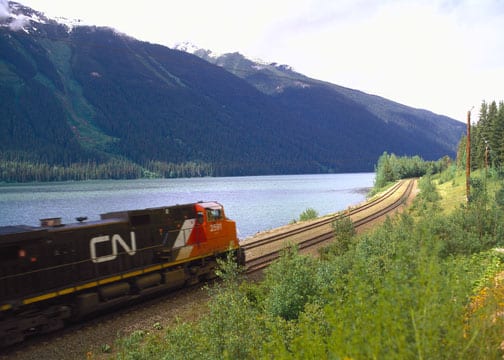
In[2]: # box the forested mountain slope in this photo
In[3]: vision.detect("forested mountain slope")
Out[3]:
[0,2,466,181]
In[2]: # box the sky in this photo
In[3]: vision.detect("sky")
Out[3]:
[9,0,504,121]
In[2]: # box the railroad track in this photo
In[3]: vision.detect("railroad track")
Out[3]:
[244,179,415,273]
[0,180,415,359]
[241,180,404,252]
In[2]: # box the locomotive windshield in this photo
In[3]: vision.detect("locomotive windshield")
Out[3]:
[206,207,222,221]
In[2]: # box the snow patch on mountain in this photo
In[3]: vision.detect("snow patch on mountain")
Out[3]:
[1,1,94,33]
[51,16,87,31]
[173,41,296,74]
[173,41,223,58]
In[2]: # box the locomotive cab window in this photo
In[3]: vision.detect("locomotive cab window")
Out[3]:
[206,208,222,222]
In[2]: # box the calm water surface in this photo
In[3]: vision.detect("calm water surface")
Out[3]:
[0,173,374,239]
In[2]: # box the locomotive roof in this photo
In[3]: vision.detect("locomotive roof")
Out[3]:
[0,225,43,236]
[100,201,223,219]
[0,225,48,244]
[197,201,222,209]
[47,218,125,231]
[0,218,125,243]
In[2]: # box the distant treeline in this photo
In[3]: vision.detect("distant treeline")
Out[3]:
[0,156,214,183]
[373,152,451,189]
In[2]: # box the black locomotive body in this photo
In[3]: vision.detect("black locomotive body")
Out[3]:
[0,202,242,347]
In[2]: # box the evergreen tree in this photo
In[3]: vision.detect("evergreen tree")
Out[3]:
[471,124,485,170]
[456,135,467,169]
[487,101,499,165]
[493,102,504,166]
[456,100,504,172]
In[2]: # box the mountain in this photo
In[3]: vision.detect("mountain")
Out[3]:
[181,48,465,158]
[0,2,466,181]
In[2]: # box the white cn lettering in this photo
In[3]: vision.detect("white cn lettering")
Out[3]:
[90,232,137,263]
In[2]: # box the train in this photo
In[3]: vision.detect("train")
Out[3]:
[0,201,244,347]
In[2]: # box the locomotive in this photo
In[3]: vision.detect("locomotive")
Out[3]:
[0,201,244,347]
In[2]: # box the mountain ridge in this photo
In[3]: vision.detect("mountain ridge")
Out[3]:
[0,2,465,181]
[181,47,464,148]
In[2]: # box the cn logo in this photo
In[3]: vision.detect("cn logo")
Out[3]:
[90,232,137,263]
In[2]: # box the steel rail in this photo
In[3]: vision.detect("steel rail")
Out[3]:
[242,180,404,252]
[245,179,415,273]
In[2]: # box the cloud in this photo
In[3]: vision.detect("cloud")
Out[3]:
[0,0,11,20]
[0,0,30,31]
[9,14,29,31]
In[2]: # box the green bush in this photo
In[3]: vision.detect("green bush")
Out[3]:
[495,187,504,208]
[418,174,441,203]
[298,208,318,221]
[437,164,457,184]
[261,246,319,320]
[325,216,356,256]
[261,208,504,359]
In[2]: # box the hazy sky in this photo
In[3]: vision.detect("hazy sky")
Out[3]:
[14,0,504,121]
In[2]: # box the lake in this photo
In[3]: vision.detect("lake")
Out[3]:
[0,173,374,239]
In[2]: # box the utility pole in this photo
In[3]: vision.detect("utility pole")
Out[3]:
[466,109,471,202]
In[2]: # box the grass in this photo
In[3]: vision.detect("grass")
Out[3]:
[435,168,502,213]
[435,169,467,213]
